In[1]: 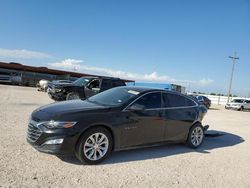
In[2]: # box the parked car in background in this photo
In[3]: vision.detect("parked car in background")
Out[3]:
[27,86,208,164]
[47,76,126,101]
[196,96,211,109]
[225,99,250,111]
[47,80,72,91]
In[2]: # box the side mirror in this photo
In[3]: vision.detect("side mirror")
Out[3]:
[128,104,145,111]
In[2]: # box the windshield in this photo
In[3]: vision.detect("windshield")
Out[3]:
[73,77,91,87]
[232,99,244,103]
[87,87,140,106]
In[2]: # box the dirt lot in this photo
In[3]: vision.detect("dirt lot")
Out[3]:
[0,84,250,188]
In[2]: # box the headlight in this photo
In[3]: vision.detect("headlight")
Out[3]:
[38,120,77,129]
[55,88,62,92]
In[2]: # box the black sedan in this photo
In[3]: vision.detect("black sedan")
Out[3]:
[27,87,208,164]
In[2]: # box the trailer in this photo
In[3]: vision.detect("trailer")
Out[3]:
[128,82,186,94]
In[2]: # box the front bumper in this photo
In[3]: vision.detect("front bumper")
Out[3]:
[27,122,80,155]
[28,140,69,155]
[48,90,66,101]
[225,105,241,110]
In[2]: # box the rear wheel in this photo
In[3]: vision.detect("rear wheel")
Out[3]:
[186,123,204,148]
[66,92,80,100]
[75,127,112,165]
[239,106,244,111]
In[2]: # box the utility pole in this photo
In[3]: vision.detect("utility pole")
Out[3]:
[227,52,239,103]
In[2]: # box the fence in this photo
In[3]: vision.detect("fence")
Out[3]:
[193,94,250,105]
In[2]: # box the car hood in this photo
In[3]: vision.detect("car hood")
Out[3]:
[31,100,109,121]
[51,82,75,88]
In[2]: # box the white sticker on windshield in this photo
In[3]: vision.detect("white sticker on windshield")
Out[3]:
[128,90,140,95]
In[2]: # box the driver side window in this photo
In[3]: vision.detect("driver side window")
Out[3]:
[88,79,100,89]
[132,92,162,109]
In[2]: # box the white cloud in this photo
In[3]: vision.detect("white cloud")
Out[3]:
[0,48,52,59]
[48,58,214,86]
[198,78,214,86]
[49,58,82,71]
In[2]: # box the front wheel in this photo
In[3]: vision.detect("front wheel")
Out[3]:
[75,127,112,165]
[186,123,204,148]
[66,92,80,100]
[239,106,244,111]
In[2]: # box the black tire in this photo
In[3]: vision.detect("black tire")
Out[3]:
[239,106,244,111]
[75,127,113,165]
[66,92,80,100]
[186,123,204,148]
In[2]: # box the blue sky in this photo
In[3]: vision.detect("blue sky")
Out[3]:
[0,0,249,96]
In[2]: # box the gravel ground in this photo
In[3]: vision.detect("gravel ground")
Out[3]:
[0,84,250,188]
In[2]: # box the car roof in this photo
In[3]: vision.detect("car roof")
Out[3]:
[81,76,122,80]
[119,86,182,94]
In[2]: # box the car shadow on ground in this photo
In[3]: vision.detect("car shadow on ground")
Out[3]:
[57,130,244,165]
[209,108,220,110]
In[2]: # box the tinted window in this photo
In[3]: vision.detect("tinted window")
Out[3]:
[245,100,250,103]
[163,93,196,107]
[0,71,10,75]
[232,99,244,103]
[73,77,91,87]
[112,80,125,87]
[88,79,100,89]
[101,79,112,90]
[133,92,161,109]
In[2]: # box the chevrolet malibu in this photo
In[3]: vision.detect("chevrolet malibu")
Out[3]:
[27,87,208,164]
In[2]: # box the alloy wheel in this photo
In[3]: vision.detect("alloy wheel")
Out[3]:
[191,127,203,146]
[83,133,109,161]
[68,94,79,100]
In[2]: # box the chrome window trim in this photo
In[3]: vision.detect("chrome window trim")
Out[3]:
[122,90,198,112]
[144,105,198,111]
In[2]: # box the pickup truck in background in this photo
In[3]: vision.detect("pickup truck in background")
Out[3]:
[47,76,126,101]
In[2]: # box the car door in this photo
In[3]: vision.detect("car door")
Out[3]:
[162,92,198,142]
[85,79,101,98]
[244,100,250,109]
[120,92,166,148]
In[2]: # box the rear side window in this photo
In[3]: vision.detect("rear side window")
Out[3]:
[101,79,112,90]
[163,93,196,108]
[112,80,125,87]
[133,92,162,109]
[246,100,250,103]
